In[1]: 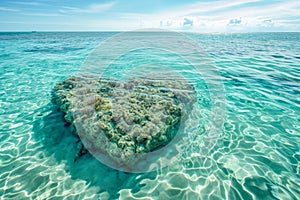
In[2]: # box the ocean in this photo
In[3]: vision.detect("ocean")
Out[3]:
[0,32,299,199]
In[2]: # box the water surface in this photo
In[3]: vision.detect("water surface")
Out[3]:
[0,32,299,199]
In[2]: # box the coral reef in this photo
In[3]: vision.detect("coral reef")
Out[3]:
[52,75,195,168]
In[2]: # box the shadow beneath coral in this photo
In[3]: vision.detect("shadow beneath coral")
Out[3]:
[32,103,151,199]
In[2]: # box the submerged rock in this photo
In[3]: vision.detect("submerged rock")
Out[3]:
[52,75,195,169]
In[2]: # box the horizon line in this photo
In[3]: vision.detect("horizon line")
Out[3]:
[1,30,300,34]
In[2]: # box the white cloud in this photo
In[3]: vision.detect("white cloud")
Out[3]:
[161,0,262,18]
[260,19,274,27]
[228,18,242,26]
[120,0,300,32]
[0,6,19,12]
[160,20,172,27]
[10,0,295,32]
[22,13,63,17]
[13,2,43,6]
[212,0,300,20]
[183,18,193,27]
[60,2,116,14]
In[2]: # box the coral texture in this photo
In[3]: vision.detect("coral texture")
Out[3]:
[52,75,195,167]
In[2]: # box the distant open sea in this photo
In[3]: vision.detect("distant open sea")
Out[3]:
[0,32,299,199]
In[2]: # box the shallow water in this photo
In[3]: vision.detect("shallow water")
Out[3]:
[0,32,299,199]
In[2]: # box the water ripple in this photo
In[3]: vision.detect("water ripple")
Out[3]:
[0,32,299,199]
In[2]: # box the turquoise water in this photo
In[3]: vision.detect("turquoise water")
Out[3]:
[0,32,299,199]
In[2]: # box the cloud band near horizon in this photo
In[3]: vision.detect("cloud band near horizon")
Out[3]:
[0,0,300,32]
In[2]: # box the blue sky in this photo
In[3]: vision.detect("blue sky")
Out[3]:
[0,0,300,32]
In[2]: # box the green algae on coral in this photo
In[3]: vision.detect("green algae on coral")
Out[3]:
[52,75,195,167]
